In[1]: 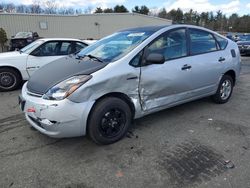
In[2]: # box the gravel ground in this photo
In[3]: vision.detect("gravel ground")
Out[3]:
[0,56,250,188]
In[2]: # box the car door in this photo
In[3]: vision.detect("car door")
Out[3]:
[187,28,227,97]
[139,28,193,111]
[26,41,72,76]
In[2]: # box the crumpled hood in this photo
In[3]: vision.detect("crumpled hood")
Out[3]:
[27,56,108,95]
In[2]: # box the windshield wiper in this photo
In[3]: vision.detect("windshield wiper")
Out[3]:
[86,54,103,63]
[77,54,103,63]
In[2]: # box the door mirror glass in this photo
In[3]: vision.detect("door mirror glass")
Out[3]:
[146,53,165,65]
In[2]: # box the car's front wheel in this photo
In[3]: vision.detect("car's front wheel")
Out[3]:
[88,97,132,145]
[0,68,22,92]
[212,75,234,104]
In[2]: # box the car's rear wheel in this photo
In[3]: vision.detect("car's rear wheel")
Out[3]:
[88,97,132,145]
[0,68,22,92]
[212,75,233,104]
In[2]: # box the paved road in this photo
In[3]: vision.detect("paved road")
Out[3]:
[0,57,250,188]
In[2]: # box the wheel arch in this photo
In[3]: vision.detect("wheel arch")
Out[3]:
[0,66,23,81]
[86,92,136,133]
[224,70,236,86]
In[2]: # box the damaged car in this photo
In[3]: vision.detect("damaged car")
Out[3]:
[19,25,241,144]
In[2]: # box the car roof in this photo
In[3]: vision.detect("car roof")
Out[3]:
[118,24,220,35]
[37,38,84,42]
[119,25,168,33]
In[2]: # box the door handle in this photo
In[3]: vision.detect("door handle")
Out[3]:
[218,57,226,62]
[27,66,40,69]
[181,64,192,70]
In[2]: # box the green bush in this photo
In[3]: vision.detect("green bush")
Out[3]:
[0,28,8,52]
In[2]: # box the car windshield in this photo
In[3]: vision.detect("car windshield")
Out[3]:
[15,32,32,38]
[20,40,44,54]
[77,30,153,63]
[239,35,250,41]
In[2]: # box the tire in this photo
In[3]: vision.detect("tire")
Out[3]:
[212,75,234,104]
[88,97,132,145]
[0,68,22,92]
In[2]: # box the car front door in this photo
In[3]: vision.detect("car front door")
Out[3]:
[139,28,193,111]
[26,41,72,76]
[187,28,227,97]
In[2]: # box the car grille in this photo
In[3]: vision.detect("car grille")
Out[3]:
[28,116,44,128]
[238,45,249,49]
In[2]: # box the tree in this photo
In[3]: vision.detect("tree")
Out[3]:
[0,28,8,52]
[158,8,167,19]
[132,5,149,15]
[167,8,183,23]
[113,5,129,13]
[94,7,103,13]
[103,8,113,13]
[30,0,42,14]
[43,0,58,14]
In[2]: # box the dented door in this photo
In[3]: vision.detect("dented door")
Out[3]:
[139,28,193,111]
[139,58,192,111]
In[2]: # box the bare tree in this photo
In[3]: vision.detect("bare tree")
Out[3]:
[5,3,15,13]
[31,0,42,14]
[43,0,58,14]
[84,6,93,14]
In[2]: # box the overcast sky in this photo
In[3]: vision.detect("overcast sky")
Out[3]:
[2,0,250,15]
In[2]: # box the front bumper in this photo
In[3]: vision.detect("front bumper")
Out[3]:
[20,83,94,138]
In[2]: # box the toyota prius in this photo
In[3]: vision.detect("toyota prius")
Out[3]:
[19,25,241,144]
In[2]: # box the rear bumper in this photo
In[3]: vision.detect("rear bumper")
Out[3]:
[20,83,94,138]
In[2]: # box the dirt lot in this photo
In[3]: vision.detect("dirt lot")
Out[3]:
[0,57,250,188]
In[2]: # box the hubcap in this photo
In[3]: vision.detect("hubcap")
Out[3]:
[0,72,16,89]
[99,108,126,138]
[220,79,232,100]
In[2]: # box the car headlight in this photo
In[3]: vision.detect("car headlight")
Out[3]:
[43,75,92,100]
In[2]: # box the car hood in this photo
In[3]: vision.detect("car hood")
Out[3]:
[237,41,250,45]
[27,56,108,95]
[0,51,26,60]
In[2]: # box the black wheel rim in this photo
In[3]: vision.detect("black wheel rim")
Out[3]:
[99,108,126,138]
[0,72,16,89]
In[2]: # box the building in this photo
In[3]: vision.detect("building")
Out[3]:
[0,13,172,40]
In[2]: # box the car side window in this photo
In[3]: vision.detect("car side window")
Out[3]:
[32,41,59,56]
[129,51,143,67]
[214,34,228,50]
[57,42,72,55]
[146,29,187,61]
[75,42,87,53]
[189,29,217,55]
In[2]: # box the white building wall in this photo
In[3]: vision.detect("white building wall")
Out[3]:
[0,13,172,40]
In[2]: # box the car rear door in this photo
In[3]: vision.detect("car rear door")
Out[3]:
[187,28,227,97]
[26,41,72,76]
[139,28,193,111]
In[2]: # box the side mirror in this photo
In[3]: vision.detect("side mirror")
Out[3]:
[145,53,165,65]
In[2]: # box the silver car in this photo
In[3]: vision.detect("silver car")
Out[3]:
[19,25,241,144]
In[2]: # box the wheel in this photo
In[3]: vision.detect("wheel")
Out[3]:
[0,68,22,91]
[88,97,132,145]
[212,75,233,104]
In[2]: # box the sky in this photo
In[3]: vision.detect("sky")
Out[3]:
[2,0,250,15]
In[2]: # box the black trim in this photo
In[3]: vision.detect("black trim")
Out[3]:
[127,76,138,80]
